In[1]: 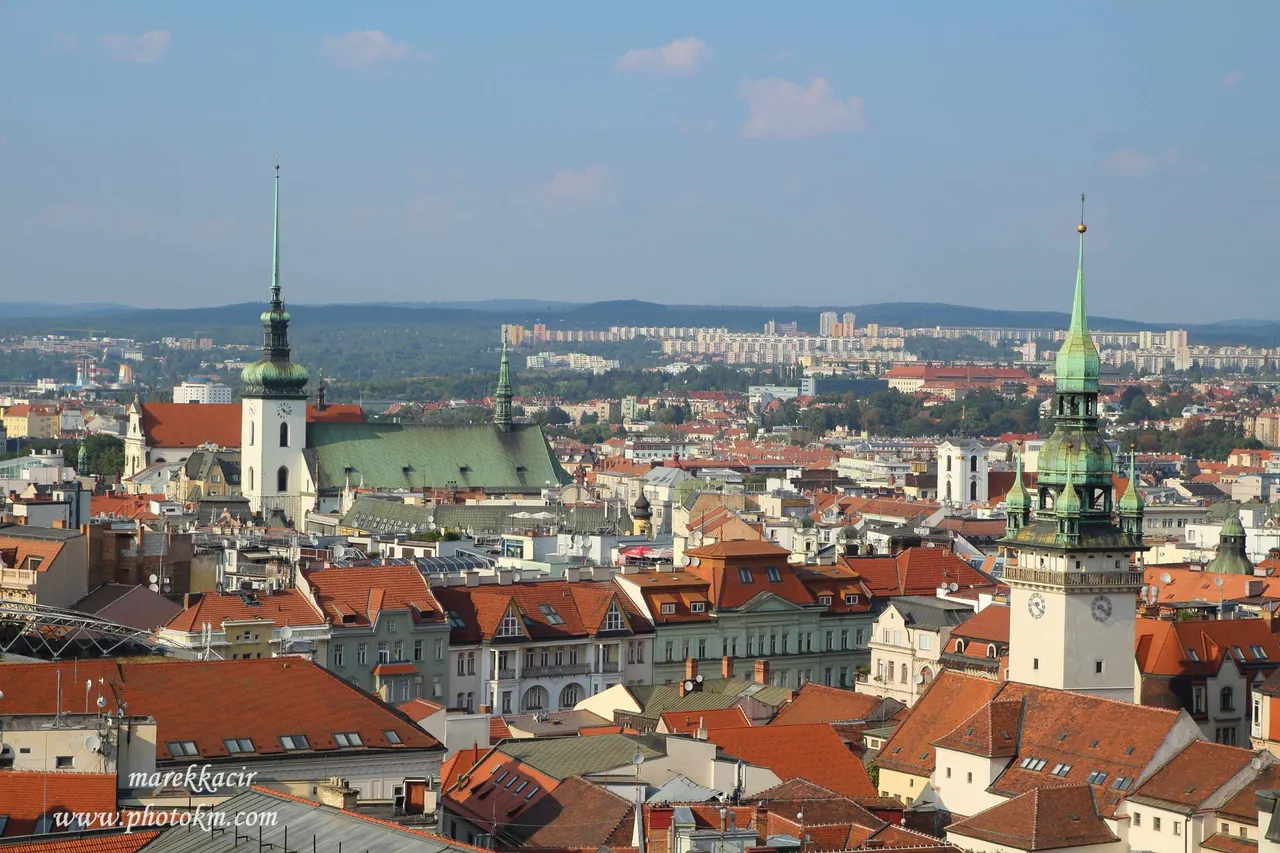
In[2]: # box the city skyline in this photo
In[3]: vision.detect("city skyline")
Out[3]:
[2,2,1278,320]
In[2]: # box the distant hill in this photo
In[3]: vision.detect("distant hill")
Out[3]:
[3,302,134,318]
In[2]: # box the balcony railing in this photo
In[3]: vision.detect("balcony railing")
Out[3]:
[496,668,516,680]
[600,661,620,673]
[1001,565,1144,588]
[521,663,590,677]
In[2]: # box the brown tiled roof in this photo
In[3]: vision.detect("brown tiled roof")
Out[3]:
[704,723,876,798]
[138,402,365,448]
[0,659,438,762]
[841,549,995,599]
[876,671,1002,777]
[1127,741,1259,811]
[303,563,442,628]
[397,697,445,719]
[1201,832,1260,853]
[660,707,750,734]
[770,683,890,726]
[510,776,634,849]
[0,536,65,571]
[1218,764,1280,823]
[164,589,324,633]
[1135,615,1280,678]
[434,580,652,643]
[0,771,117,837]
[948,784,1117,851]
[950,604,1010,644]
[934,698,1021,758]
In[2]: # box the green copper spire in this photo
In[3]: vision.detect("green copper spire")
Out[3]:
[1207,507,1253,575]
[241,159,309,400]
[1055,194,1101,394]
[1119,448,1144,515]
[1005,445,1030,512]
[1057,458,1081,516]
[494,332,513,431]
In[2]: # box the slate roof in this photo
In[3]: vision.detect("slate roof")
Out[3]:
[498,733,663,780]
[948,784,1118,851]
[136,787,479,853]
[0,659,438,763]
[888,596,975,632]
[308,422,569,493]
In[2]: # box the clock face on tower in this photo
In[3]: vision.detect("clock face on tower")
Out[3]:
[277,403,293,417]
[246,401,257,416]
[1027,593,1046,619]
[1092,595,1113,623]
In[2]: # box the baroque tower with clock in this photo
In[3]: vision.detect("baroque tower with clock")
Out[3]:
[1000,199,1146,703]
[240,162,310,524]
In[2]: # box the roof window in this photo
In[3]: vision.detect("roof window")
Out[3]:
[279,734,310,751]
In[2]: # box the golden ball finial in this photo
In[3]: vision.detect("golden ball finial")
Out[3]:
[1077,222,1087,233]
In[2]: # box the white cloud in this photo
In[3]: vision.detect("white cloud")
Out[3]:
[321,30,424,68]
[1105,147,1179,177]
[98,30,171,63]
[738,77,866,139]
[617,37,708,75]
[540,166,615,207]
[1222,70,1244,92]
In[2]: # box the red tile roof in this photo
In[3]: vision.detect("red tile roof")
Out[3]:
[660,707,751,734]
[949,604,1010,644]
[1218,764,1280,823]
[0,659,438,762]
[877,671,1002,778]
[934,698,1022,758]
[305,404,366,424]
[440,744,484,793]
[770,683,890,726]
[0,536,65,572]
[1127,741,1258,811]
[511,776,635,849]
[433,580,652,643]
[164,589,324,633]
[0,771,117,837]
[1135,615,1280,678]
[841,549,996,599]
[397,697,445,720]
[1201,833,1259,853]
[704,723,876,798]
[137,402,365,448]
[302,564,442,628]
[0,831,160,853]
[948,784,1118,851]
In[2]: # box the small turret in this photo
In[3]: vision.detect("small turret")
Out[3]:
[1118,448,1144,538]
[1207,508,1253,576]
[1056,457,1081,546]
[1004,444,1031,535]
[631,492,653,538]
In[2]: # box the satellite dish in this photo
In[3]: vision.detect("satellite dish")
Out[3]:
[427,515,435,524]
[631,752,645,766]
[512,572,522,583]
[684,680,695,692]
[1253,757,1265,770]
[1160,572,1173,585]
[148,583,159,593]
[678,556,691,568]
[148,573,158,584]
[84,734,101,752]
[1150,585,1160,602]
[949,582,959,592]
[690,557,701,567]
[695,674,704,684]
[915,674,925,685]
[1141,585,1149,600]
[96,695,106,709]
[333,544,347,560]
[280,625,294,641]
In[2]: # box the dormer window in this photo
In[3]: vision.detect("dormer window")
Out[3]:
[766,566,782,583]
[496,606,522,637]
[690,602,706,613]
[603,603,626,631]
[845,593,858,605]
[818,595,833,606]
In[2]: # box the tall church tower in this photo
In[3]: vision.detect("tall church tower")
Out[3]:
[241,161,309,524]
[494,333,513,431]
[1002,198,1145,702]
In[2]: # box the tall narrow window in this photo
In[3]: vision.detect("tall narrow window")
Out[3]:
[970,455,978,472]
[248,467,254,491]
[277,466,289,493]
[970,481,978,501]
[280,422,289,447]
[249,422,255,446]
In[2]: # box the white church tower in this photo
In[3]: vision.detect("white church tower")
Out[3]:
[937,437,988,505]
[999,199,1145,703]
[240,161,309,525]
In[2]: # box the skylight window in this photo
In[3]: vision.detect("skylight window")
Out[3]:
[224,738,255,754]
[505,775,519,789]
[1051,764,1072,777]
[1085,770,1108,785]
[1019,757,1046,771]
[514,781,528,793]
[525,787,540,800]
[1186,649,1200,662]
[385,730,403,745]
[333,732,363,747]
[539,604,565,626]
[738,568,754,584]
[1112,777,1133,791]
[766,566,782,583]
[167,741,198,757]
[279,735,310,751]
[1252,645,1268,660]
[447,611,466,628]
[494,771,508,784]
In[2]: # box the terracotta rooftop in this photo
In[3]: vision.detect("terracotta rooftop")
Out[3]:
[950,604,1010,644]
[770,683,893,726]
[0,832,160,853]
[0,771,117,837]
[660,707,751,734]
[164,588,324,633]
[302,563,443,628]
[704,723,876,798]
[877,671,1002,778]
[948,784,1118,851]
[434,580,652,643]
[1127,741,1261,812]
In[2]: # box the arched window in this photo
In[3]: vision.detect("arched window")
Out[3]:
[277,466,289,493]
[945,482,952,502]
[279,422,289,448]
[249,422,255,446]
[970,455,978,472]
[954,639,966,654]
[248,468,254,491]
[987,644,998,659]
[900,664,907,684]
[970,481,978,502]
[946,456,952,472]
[522,686,548,711]
[559,683,583,708]
[1221,686,1235,712]
[921,666,934,685]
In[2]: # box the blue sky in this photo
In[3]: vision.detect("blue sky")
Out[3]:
[1,2,1277,321]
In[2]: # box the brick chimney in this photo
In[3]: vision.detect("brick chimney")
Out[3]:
[721,656,735,679]
[686,657,698,682]
[753,659,770,685]
[479,704,493,715]
[317,777,358,811]
[1264,604,1280,633]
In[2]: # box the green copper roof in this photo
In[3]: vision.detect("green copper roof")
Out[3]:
[494,335,513,430]
[242,163,308,400]
[308,422,570,493]
[1004,447,1030,511]
[1054,220,1101,394]
[1057,463,1081,515]
[1208,509,1253,575]
[1119,451,1144,514]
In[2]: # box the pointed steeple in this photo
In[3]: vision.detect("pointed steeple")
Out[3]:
[1003,443,1030,534]
[1055,194,1101,394]
[1119,447,1144,514]
[242,158,308,400]
[494,332,513,431]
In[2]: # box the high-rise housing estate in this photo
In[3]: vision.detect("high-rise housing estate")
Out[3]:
[819,311,838,336]
[1000,207,1145,703]
[842,312,856,334]
[173,379,233,404]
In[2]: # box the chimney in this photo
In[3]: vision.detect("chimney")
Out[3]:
[183,591,204,609]
[685,658,698,682]
[565,567,581,583]
[317,777,358,811]
[696,716,708,741]
[754,806,769,836]
[465,571,480,588]
[1264,605,1280,633]
[479,704,493,715]
[498,569,514,586]
[722,656,735,679]
[753,659,770,685]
